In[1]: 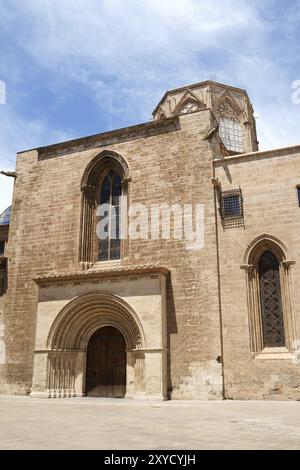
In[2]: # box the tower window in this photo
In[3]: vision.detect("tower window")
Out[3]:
[219,117,244,153]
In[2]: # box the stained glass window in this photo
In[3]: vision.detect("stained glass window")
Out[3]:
[98,171,122,261]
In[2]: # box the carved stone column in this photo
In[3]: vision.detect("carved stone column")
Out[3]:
[79,185,96,269]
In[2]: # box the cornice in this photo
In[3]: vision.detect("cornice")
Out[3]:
[34,264,169,286]
[214,144,300,165]
[17,117,180,160]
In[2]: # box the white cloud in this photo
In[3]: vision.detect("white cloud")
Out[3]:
[6,0,263,115]
[0,106,74,212]
[4,0,266,129]
[14,0,261,64]
[0,0,300,213]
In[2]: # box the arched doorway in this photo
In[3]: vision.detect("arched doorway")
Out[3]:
[43,292,148,399]
[86,326,126,398]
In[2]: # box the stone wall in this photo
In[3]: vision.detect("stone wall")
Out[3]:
[214,146,300,399]
[1,109,223,399]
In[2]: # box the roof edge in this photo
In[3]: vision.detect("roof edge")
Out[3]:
[213,143,300,164]
[17,116,179,156]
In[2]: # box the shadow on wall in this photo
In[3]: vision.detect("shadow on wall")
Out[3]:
[166,273,177,399]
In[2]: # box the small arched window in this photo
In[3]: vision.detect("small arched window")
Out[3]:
[258,250,285,347]
[99,170,122,261]
[219,117,244,153]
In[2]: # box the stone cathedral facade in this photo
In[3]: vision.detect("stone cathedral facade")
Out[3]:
[1,80,300,400]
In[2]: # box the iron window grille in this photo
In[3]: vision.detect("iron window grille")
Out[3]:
[220,187,244,229]
[258,250,286,348]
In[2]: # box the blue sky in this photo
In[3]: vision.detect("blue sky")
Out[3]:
[0,0,300,212]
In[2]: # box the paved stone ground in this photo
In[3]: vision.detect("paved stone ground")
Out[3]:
[0,396,300,450]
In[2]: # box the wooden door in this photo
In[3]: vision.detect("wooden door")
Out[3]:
[86,326,126,398]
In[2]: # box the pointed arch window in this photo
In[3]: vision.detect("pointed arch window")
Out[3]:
[258,250,285,347]
[242,237,296,356]
[79,151,130,268]
[99,170,122,261]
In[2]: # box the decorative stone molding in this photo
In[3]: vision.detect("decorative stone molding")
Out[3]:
[79,150,131,265]
[35,117,180,160]
[282,260,296,269]
[240,264,255,278]
[156,106,167,120]
[243,236,297,356]
[34,264,169,286]
[47,292,145,351]
[36,292,149,399]
[212,90,244,121]
[173,89,206,116]
[81,150,131,188]
[216,100,239,121]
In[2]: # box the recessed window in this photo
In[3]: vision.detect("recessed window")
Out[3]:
[79,151,130,267]
[220,188,244,229]
[98,170,122,262]
[223,195,242,217]
[297,186,300,206]
[244,237,295,356]
[219,117,244,153]
[0,259,7,296]
[258,250,285,347]
[0,241,5,256]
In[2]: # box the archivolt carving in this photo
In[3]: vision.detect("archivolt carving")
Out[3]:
[81,150,131,189]
[243,234,288,265]
[47,292,145,351]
